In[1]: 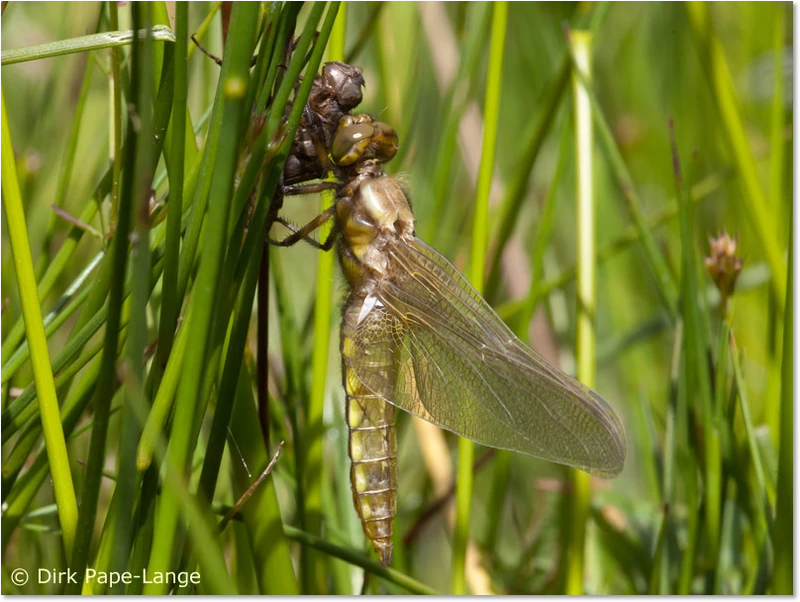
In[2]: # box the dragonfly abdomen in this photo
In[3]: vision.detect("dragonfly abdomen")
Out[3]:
[342,307,398,566]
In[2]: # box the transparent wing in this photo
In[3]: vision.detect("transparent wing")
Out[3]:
[344,238,627,478]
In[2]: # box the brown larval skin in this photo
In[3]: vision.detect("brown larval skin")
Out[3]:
[283,62,365,185]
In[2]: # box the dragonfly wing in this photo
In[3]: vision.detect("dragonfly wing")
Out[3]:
[346,237,626,478]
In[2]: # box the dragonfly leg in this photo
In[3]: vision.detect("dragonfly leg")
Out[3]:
[268,205,337,249]
[282,181,338,197]
[269,216,334,249]
[318,222,339,251]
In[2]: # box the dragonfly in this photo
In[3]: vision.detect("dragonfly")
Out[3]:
[274,62,627,566]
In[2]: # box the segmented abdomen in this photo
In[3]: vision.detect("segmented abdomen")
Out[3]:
[341,311,398,566]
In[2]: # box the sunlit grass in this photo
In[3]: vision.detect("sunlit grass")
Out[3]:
[1,2,791,594]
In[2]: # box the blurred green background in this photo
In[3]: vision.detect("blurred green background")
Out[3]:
[1,1,792,595]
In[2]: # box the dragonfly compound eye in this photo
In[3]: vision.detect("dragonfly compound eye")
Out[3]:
[369,122,399,163]
[332,123,376,166]
[332,121,399,167]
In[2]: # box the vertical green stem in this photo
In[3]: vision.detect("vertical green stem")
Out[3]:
[304,6,347,591]
[108,3,154,592]
[1,90,79,556]
[108,1,123,235]
[66,27,140,595]
[453,1,507,595]
[773,205,792,594]
[766,3,788,449]
[156,1,189,372]
[566,29,594,596]
[768,4,786,215]
[142,5,259,592]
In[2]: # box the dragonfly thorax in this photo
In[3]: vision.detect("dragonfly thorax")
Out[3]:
[337,172,415,287]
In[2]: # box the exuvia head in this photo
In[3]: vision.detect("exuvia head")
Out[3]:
[320,62,365,113]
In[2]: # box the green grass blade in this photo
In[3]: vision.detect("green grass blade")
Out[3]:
[648,505,669,594]
[1,25,175,65]
[729,335,771,581]
[672,126,718,588]
[107,5,157,589]
[304,5,347,592]
[283,526,439,595]
[515,117,571,334]
[65,6,153,588]
[453,2,507,595]
[772,204,792,593]
[669,130,698,593]
[228,363,298,594]
[768,5,787,216]
[2,233,171,445]
[154,2,188,381]
[564,29,595,595]
[0,176,108,372]
[1,90,79,556]
[1,252,101,391]
[566,42,679,319]
[128,381,237,594]
[676,366,699,595]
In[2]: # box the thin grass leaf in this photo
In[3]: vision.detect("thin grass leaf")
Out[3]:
[154,2,189,383]
[648,504,669,594]
[564,29,595,595]
[65,5,155,588]
[772,204,792,594]
[283,525,439,595]
[0,170,111,370]
[1,91,79,555]
[768,5,787,216]
[566,38,679,319]
[1,25,175,65]
[107,5,158,590]
[304,6,348,593]
[1,319,128,554]
[729,338,771,533]
[451,2,507,595]
[514,117,571,335]
[106,1,125,237]
[228,364,298,594]
[2,232,171,447]
[127,376,237,594]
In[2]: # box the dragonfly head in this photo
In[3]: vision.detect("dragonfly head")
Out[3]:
[331,114,399,168]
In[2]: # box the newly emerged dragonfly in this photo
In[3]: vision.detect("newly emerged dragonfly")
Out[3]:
[275,63,627,565]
